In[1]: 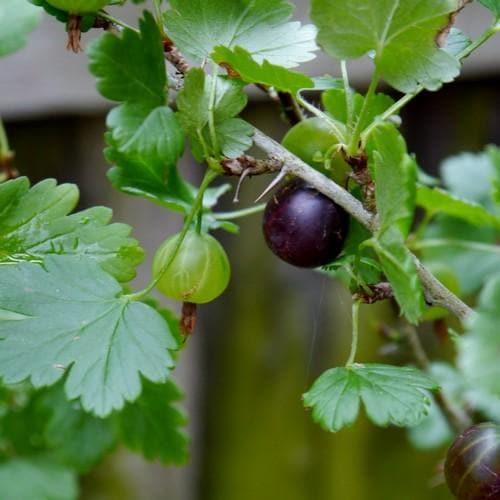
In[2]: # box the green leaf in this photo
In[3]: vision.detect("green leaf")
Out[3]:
[479,0,500,15]
[443,27,471,57]
[0,0,41,58]
[368,124,417,237]
[119,379,189,464]
[0,177,143,282]
[417,185,500,229]
[164,0,317,68]
[440,151,497,207]
[488,145,500,205]
[370,228,425,324]
[311,0,461,92]
[0,256,178,417]
[0,459,78,500]
[323,90,394,133]
[177,69,252,159]
[421,218,499,295]
[458,274,500,402]
[41,385,117,472]
[87,12,166,105]
[303,363,437,432]
[212,46,314,95]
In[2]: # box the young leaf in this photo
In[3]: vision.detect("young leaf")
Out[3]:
[368,124,417,237]
[212,46,314,95]
[87,12,165,105]
[370,228,425,324]
[417,185,500,229]
[0,177,143,282]
[41,385,117,472]
[0,0,41,58]
[119,379,189,464]
[457,274,500,401]
[303,363,437,432]
[311,0,461,92]
[177,69,253,159]
[163,0,317,68]
[323,90,394,133]
[0,256,178,417]
[0,459,78,500]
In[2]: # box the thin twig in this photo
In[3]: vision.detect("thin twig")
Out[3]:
[252,127,474,323]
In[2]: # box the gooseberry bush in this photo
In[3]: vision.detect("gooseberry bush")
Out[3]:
[1,0,500,498]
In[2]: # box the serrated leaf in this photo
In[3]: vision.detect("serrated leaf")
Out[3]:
[164,0,317,68]
[0,459,78,500]
[87,12,165,105]
[417,185,500,229]
[323,90,394,133]
[119,379,189,464]
[479,0,500,15]
[212,46,314,95]
[311,0,461,92]
[177,69,252,159]
[0,177,143,282]
[370,228,425,324]
[0,256,178,417]
[41,385,117,472]
[303,363,437,432]
[457,274,500,401]
[0,0,41,58]
[368,124,417,236]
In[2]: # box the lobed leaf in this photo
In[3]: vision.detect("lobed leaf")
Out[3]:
[119,379,189,464]
[212,46,314,95]
[303,363,437,432]
[311,0,461,92]
[0,177,143,282]
[164,0,317,68]
[0,256,178,417]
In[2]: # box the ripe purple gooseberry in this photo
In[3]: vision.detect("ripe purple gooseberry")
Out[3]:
[445,422,500,500]
[262,179,349,268]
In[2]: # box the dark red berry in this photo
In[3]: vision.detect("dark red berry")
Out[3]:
[445,423,500,500]
[262,179,349,268]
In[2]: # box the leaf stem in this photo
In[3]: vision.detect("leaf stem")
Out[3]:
[213,203,266,220]
[153,0,164,34]
[340,60,354,132]
[207,66,220,155]
[346,301,360,366]
[127,169,219,301]
[97,11,138,32]
[296,91,346,143]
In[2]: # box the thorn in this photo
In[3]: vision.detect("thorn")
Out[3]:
[233,168,252,203]
[254,169,287,203]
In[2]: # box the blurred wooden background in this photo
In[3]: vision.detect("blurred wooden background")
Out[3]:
[2,1,500,499]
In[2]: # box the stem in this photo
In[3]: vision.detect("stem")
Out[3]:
[127,169,219,301]
[252,127,474,323]
[97,11,138,32]
[340,60,354,132]
[346,301,360,366]
[405,325,472,432]
[348,69,380,154]
[208,66,220,154]
[213,203,266,220]
[413,238,500,254]
[0,118,11,160]
[153,0,164,31]
[295,92,347,143]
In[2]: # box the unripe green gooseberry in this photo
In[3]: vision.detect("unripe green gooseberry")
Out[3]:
[45,0,110,14]
[152,230,230,304]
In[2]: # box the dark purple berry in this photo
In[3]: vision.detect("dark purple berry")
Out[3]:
[445,423,500,500]
[262,179,349,268]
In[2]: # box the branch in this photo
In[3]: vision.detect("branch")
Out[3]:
[252,128,474,323]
